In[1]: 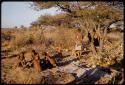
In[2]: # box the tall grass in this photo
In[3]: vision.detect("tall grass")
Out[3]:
[11,67,44,84]
[2,27,79,51]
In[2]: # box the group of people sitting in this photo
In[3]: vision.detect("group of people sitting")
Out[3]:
[13,49,62,73]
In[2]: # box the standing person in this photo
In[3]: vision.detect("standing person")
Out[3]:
[74,30,84,58]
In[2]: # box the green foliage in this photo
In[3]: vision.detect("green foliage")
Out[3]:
[38,14,54,25]
[31,13,73,28]
[95,3,123,26]
[32,1,123,30]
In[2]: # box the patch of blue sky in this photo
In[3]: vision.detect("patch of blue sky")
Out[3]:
[2,2,62,28]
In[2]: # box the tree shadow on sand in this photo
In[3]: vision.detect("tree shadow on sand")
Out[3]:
[73,66,111,84]
[57,57,79,66]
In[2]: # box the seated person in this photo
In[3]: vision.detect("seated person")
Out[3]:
[33,53,41,73]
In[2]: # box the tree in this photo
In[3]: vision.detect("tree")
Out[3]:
[31,1,123,56]
[30,21,41,29]
[20,25,25,29]
[14,26,18,29]
[33,13,74,28]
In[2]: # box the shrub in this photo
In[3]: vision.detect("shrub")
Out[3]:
[1,30,13,42]
[11,67,44,84]
[11,29,45,48]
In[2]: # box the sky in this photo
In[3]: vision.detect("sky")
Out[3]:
[2,2,62,28]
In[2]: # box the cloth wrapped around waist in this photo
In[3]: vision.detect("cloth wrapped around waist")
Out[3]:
[75,44,83,51]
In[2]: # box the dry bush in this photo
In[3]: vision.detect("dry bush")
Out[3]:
[43,27,78,49]
[10,28,45,48]
[1,29,14,42]
[11,67,44,84]
[2,27,79,51]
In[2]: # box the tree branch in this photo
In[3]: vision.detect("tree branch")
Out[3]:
[107,19,123,28]
[55,2,73,13]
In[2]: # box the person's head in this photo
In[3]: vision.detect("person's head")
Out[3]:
[56,47,59,52]
[34,54,40,60]
[19,52,24,60]
[77,28,81,32]
[42,52,47,56]
[32,49,37,55]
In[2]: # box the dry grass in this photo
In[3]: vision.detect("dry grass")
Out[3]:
[10,67,44,84]
[43,27,78,49]
[2,27,79,51]
[1,27,80,84]
[1,27,123,84]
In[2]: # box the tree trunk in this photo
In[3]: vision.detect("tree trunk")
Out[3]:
[99,38,103,53]
[91,42,97,55]
[97,26,103,53]
[99,27,108,53]
[90,31,97,55]
[103,27,108,41]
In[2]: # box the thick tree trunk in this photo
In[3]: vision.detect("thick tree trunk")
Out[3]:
[99,20,121,52]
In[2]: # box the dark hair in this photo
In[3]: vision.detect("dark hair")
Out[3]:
[19,52,24,60]
[35,54,40,60]
[77,28,81,32]
[31,49,40,60]
[42,52,47,56]
[32,49,38,55]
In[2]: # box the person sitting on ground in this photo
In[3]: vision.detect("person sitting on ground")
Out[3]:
[13,52,26,69]
[40,57,49,70]
[32,53,41,73]
[42,52,57,68]
[40,52,55,70]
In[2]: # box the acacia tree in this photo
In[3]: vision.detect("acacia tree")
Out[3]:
[30,20,42,29]
[31,1,123,56]
[32,12,74,28]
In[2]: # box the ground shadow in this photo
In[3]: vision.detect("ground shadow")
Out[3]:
[81,50,91,55]
[57,57,79,66]
[109,58,124,70]
[74,66,111,84]
[62,55,70,58]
